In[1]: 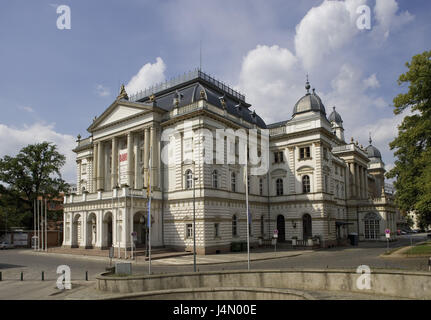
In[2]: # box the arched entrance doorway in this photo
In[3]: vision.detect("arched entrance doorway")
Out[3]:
[86,212,97,248]
[103,212,113,248]
[72,214,81,247]
[133,211,147,248]
[276,215,286,242]
[302,214,312,240]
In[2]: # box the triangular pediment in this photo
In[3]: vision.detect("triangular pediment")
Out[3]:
[88,100,155,132]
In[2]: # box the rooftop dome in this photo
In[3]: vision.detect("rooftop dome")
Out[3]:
[365,135,382,159]
[293,78,326,116]
[328,106,343,125]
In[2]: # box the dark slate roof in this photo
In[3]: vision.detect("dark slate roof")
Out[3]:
[328,106,343,125]
[293,89,326,116]
[365,144,382,159]
[135,74,267,128]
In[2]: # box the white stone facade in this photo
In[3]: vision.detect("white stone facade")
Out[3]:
[63,71,397,255]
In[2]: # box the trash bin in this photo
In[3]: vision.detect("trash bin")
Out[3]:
[348,233,358,246]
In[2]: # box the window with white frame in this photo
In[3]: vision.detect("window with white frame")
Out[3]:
[186,223,193,239]
[185,169,193,189]
[276,178,283,196]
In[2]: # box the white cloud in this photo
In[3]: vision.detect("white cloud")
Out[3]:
[294,0,366,70]
[18,105,34,113]
[125,57,166,96]
[0,123,76,182]
[95,84,110,97]
[238,45,301,123]
[363,73,380,89]
[374,0,414,39]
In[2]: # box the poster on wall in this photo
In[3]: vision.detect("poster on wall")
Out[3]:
[119,149,128,186]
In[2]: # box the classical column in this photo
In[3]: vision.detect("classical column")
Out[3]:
[76,160,82,194]
[111,137,118,189]
[127,132,133,188]
[348,162,355,198]
[364,167,369,199]
[96,142,104,191]
[355,163,360,199]
[150,126,157,188]
[288,147,296,194]
[143,127,150,188]
[92,143,98,193]
[134,134,140,189]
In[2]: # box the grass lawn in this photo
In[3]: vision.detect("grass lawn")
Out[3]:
[406,241,431,255]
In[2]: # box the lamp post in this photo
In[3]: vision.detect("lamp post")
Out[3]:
[193,175,198,272]
[184,166,198,272]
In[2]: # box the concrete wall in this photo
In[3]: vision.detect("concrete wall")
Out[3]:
[101,287,315,300]
[96,269,431,299]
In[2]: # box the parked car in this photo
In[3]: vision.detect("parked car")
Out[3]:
[0,242,14,249]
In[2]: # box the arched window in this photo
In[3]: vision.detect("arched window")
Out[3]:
[232,214,238,237]
[212,170,218,189]
[302,175,311,193]
[185,169,193,189]
[276,178,283,196]
[231,172,236,192]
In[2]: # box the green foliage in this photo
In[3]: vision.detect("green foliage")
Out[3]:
[387,51,431,226]
[0,142,69,229]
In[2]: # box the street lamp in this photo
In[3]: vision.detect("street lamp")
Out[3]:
[192,175,198,272]
[184,165,198,272]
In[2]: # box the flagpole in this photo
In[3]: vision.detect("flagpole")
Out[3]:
[148,146,152,275]
[45,198,47,252]
[33,199,36,250]
[245,145,250,270]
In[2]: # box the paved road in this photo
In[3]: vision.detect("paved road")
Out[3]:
[0,233,429,299]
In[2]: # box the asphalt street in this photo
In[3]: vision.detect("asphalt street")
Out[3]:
[0,233,429,299]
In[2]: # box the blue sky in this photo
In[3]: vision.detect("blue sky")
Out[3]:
[0,0,430,182]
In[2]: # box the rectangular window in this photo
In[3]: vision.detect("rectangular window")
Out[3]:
[299,147,311,159]
[186,224,193,239]
[259,178,263,196]
[214,223,220,238]
[274,151,284,163]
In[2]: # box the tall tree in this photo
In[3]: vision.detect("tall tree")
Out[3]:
[0,142,69,229]
[386,51,431,228]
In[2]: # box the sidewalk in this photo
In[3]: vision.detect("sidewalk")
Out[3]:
[23,247,307,266]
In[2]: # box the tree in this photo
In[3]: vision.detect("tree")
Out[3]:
[0,142,70,229]
[386,51,431,227]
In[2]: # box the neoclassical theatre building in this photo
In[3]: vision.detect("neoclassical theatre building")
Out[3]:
[63,69,397,254]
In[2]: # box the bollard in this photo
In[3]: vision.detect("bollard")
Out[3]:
[20,272,23,281]
[41,271,44,281]
[428,257,431,272]
[85,271,88,281]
